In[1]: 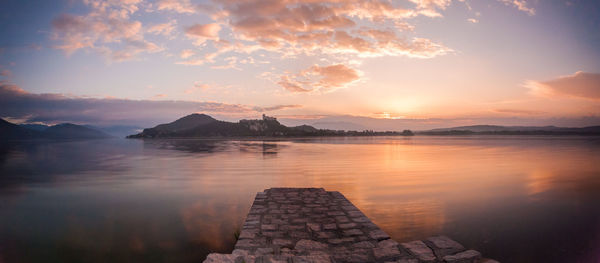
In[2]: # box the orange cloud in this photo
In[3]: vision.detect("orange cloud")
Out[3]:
[408,0,452,17]
[491,108,545,115]
[203,0,450,60]
[184,23,221,45]
[155,0,197,14]
[278,64,361,93]
[526,71,600,100]
[179,49,194,59]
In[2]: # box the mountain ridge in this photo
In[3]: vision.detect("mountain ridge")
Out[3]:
[419,125,600,135]
[1,119,112,141]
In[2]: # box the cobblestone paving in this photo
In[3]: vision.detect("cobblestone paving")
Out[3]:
[204,188,492,263]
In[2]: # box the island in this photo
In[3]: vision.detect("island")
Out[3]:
[126,114,414,138]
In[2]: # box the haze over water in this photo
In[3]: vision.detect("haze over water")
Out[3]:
[1,136,599,263]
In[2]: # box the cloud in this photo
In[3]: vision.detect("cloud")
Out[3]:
[154,0,197,14]
[526,71,600,100]
[184,81,212,93]
[147,20,177,37]
[191,0,532,61]
[0,69,11,78]
[185,23,221,45]
[278,64,361,93]
[491,108,545,115]
[0,82,303,126]
[498,0,535,15]
[180,49,195,59]
[50,0,162,60]
[252,105,303,112]
[47,0,536,67]
[409,0,452,17]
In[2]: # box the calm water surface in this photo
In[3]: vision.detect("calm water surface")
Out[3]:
[1,136,599,262]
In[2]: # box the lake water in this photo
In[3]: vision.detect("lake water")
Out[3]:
[1,136,599,263]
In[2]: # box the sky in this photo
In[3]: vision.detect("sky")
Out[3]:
[0,0,599,129]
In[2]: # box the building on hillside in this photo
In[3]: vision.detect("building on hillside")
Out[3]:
[262,114,277,121]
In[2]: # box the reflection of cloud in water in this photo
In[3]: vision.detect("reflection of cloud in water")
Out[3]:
[0,139,134,189]
[181,198,248,252]
[366,198,445,242]
[1,136,600,263]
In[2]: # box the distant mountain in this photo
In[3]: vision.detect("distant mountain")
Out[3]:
[428,125,560,132]
[84,125,144,138]
[278,115,600,132]
[311,121,368,131]
[1,119,112,141]
[1,119,41,140]
[20,123,49,131]
[43,123,112,139]
[420,125,600,135]
[127,114,414,138]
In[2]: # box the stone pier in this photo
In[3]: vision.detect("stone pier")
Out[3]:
[204,188,496,263]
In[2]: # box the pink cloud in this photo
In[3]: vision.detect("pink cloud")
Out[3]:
[155,0,197,14]
[50,1,162,60]
[179,49,195,59]
[408,0,452,17]
[0,69,12,78]
[147,20,177,37]
[185,23,221,45]
[498,0,535,15]
[278,64,361,93]
[527,71,600,100]
[177,0,452,67]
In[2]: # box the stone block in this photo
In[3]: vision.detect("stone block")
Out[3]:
[343,229,363,236]
[295,239,328,251]
[373,246,402,261]
[255,247,275,255]
[347,211,364,217]
[442,250,481,263]
[272,238,294,247]
[292,255,332,263]
[425,235,465,258]
[335,216,350,223]
[323,223,337,230]
[317,231,336,239]
[378,239,399,248]
[341,205,359,211]
[339,223,358,229]
[238,230,257,239]
[352,241,376,249]
[290,231,310,239]
[368,229,390,241]
[235,239,260,249]
[352,216,370,223]
[307,223,321,232]
[262,231,284,237]
[261,224,278,231]
[326,211,346,216]
[203,253,239,263]
[401,241,436,263]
